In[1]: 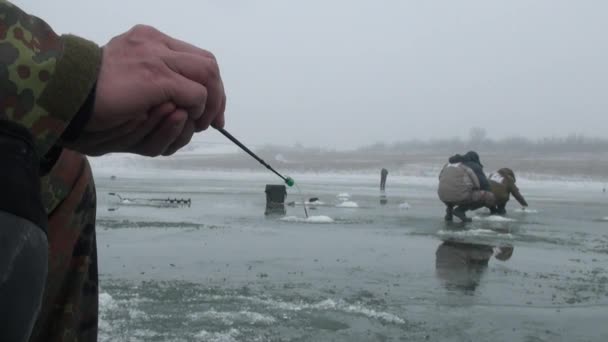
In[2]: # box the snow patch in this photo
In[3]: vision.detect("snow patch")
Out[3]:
[194,328,240,342]
[337,201,359,208]
[514,208,539,213]
[281,215,335,223]
[337,193,351,200]
[398,202,411,209]
[473,215,516,222]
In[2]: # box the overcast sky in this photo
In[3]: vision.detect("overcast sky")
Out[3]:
[19,0,608,149]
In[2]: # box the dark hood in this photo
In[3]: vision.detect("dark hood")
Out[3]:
[498,168,516,183]
[464,151,482,167]
[448,154,466,164]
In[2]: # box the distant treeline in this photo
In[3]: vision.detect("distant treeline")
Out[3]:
[358,134,608,154]
[254,129,608,156]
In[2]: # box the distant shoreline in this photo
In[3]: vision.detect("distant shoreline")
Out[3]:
[90,150,608,185]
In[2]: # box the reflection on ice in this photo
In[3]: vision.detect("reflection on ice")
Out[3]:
[438,228,513,239]
[436,240,514,293]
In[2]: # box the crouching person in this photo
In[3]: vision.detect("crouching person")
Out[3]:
[438,152,495,222]
[488,168,528,215]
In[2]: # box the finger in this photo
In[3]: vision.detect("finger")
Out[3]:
[162,52,224,125]
[195,85,224,131]
[73,102,177,154]
[130,109,188,157]
[163,52,221,90]
[163,119,195,156]
[161,35,216,59]
[159,69,208,121]
[109,103,176,151]
[210,92,226,129]
[150,102,178,117]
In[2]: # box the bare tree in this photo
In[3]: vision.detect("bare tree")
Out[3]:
[469,127,487,146]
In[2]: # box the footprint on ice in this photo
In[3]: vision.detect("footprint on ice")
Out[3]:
[281,216,335,223]
[336,201,359,208]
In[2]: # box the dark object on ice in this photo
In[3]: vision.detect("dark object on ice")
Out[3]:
[164,197,192,207]
[108,193,191,208]
[287,198,319,208]
[380,193,388,205]
[110,175,117,180]
[380,168,388,191]
[265,184,287,216]
[452,205,473,223]
[444,205,453,221]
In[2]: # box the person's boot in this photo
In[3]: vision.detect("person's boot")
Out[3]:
[444,206,453,221]
[453,205,472,223]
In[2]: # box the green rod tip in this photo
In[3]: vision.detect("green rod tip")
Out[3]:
[285,177,295,187]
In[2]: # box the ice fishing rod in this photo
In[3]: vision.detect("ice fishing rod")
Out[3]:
[215,127,295,187]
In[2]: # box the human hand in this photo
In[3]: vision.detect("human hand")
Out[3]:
[494,245,514,261]
[66,25,226,156]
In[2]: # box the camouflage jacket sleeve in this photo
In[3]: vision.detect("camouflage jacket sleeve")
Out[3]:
[0,0,101,157]
[509,183,528,207]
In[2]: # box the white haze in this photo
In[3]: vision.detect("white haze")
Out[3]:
[19,0,608,149]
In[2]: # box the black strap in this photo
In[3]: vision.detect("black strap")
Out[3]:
[0,120,47,234]
[61,84,96,142]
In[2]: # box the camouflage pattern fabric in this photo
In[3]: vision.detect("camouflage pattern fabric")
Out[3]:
[30,150,98,342]
[1,0,100,157]
[1,1,101,341]
[0,0,62,155]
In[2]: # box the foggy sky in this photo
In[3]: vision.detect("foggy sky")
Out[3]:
[19,0,608,149]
